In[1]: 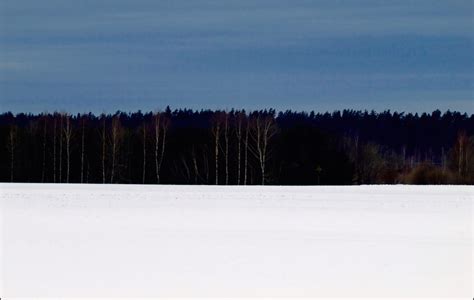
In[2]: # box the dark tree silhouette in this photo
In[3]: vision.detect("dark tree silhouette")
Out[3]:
[0,108,472,185]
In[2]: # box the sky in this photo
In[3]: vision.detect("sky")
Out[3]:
[0,0,473,114]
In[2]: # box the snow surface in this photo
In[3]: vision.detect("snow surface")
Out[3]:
[0,184,472,298]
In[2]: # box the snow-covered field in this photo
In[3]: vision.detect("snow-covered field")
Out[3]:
[0,184,472,298]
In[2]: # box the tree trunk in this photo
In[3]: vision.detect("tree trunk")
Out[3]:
[202,147,209,183]
[111,139,116,183]
[142,123,146,184]
[354,134,359,184]
[110,120,117,183]
[159,121,167,182]
[248,115,277,185]
[64,115,71,183]
[86,162,90,183]
[102,117,106,184]
[441,147,446,172]
[59,115,63,183]
[81,118,85,183]
[236,114,242,185]
[180,156,191,183]
[458,138,463,176]
[456,132,469,178]
[9,135,14,182]
[154,113,161,183]
[465,144,469,175]
[213,123,220,185]
[254,117,263,185]
[8,126,16,182]
[244,119,249,185]
[41,117,47,183]
[154,113,168,184]
[110,116,123,183]
[224,113,229,185]
[192,147,199,184]
[53,117,56,183]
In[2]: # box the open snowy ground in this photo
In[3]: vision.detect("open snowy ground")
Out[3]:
[0,184,472,298]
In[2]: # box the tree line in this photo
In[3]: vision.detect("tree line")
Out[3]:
[1,108,473,185]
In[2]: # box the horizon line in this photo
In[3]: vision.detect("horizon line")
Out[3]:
[1,107,473,117]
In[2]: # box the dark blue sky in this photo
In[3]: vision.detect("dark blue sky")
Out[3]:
[1,0,473,113]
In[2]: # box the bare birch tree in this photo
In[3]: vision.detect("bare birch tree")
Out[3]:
[80,116,86,183]
[224,112,229,185]
[201,145,210,183]
[191,146,199,184]
[457,131,468,177]
[142,122,147,184]
[7,125,17,182]
[244,116,249,185]
[110,115,123,183]
[41,114,47,183]
[354,134,359,184]
[53,115,57,183]
[154,113,161,183]
[86,161,90,183]
[101,114,107,184]
[466,137,472,178]
[64,114,72,183]
[248,114,278,185]
[154,112,169,184]
[211,113,223,185]
[59,113,63,183]
[175,154,191,183]
[235,112,244,185]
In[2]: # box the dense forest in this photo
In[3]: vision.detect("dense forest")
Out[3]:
[1,108,473,185]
